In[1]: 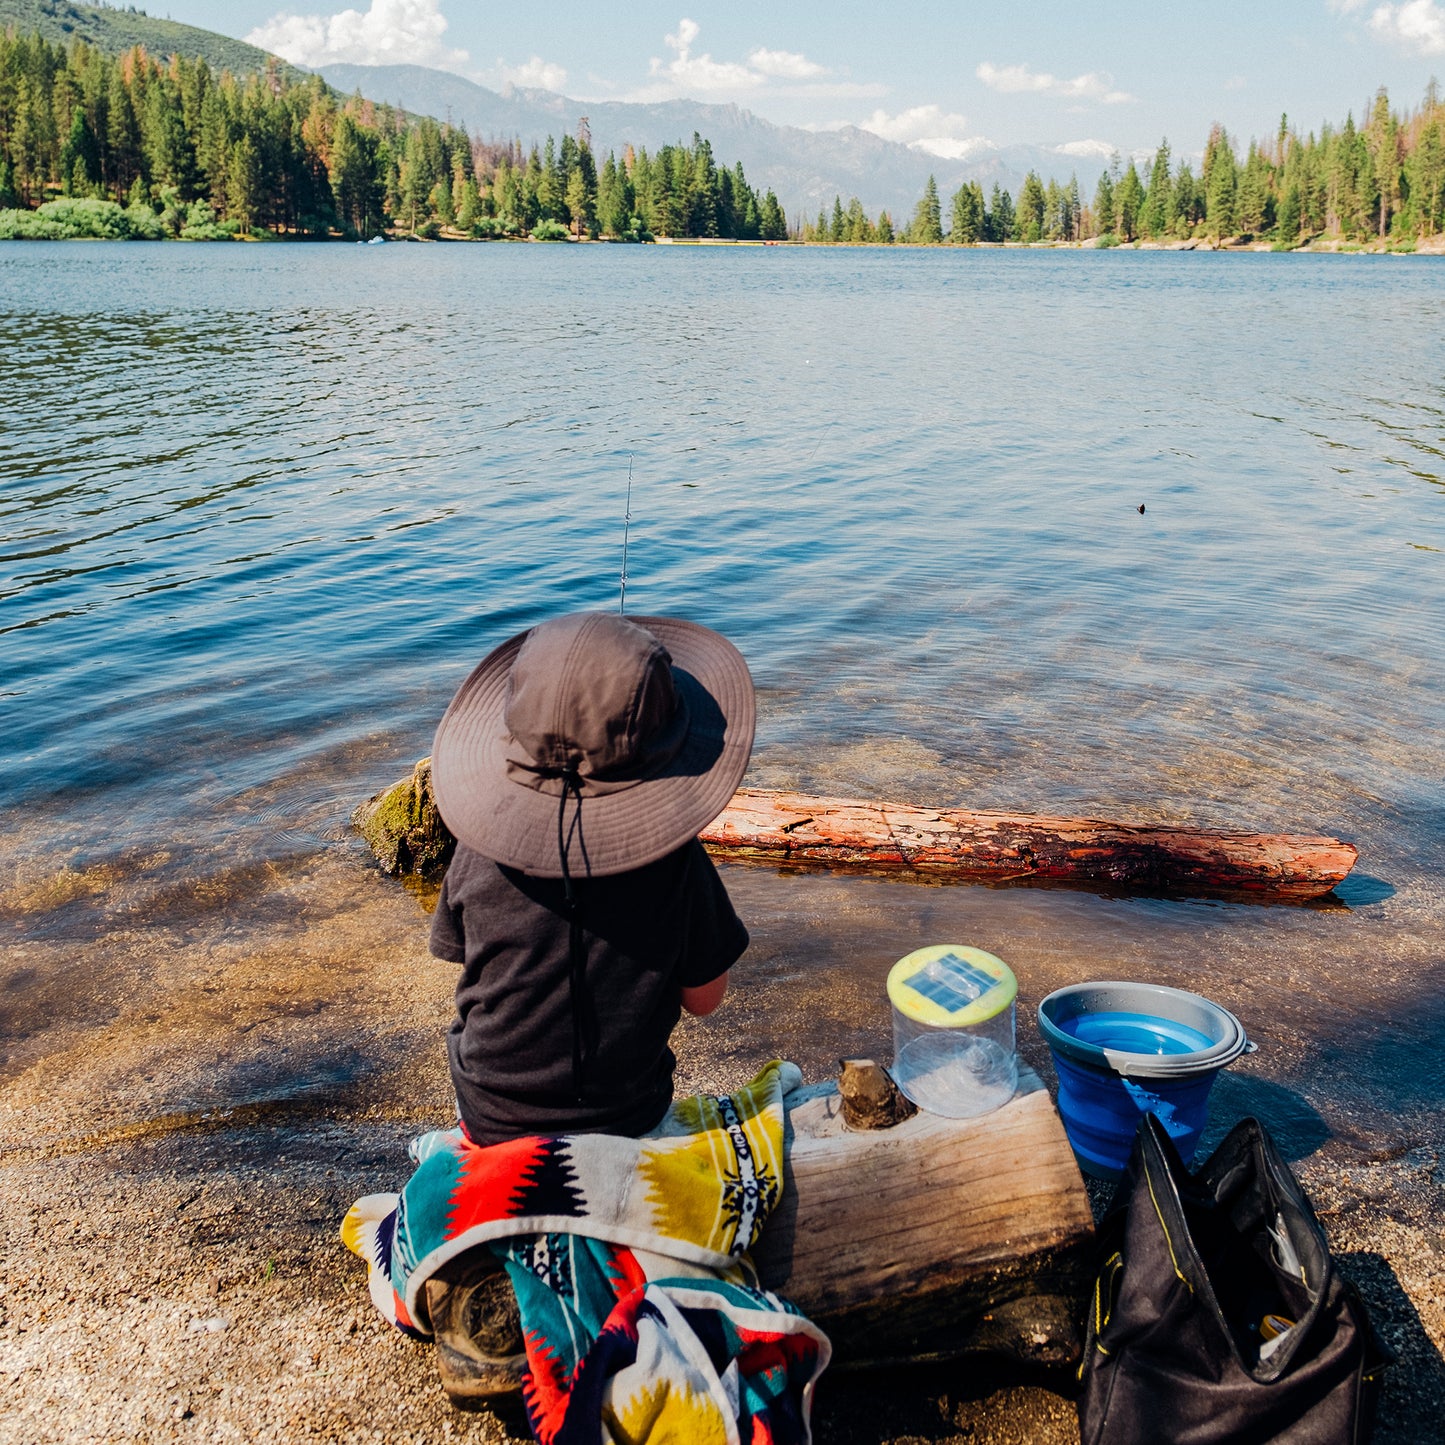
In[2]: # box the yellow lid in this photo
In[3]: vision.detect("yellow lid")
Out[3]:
[887,945,1017,1028]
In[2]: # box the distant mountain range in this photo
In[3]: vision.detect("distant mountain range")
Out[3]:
[0,0,301,82]
[320,63,1115,220]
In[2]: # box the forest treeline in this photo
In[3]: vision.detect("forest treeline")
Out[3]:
[810,84,1445,248]
[1,24,1442,247]
[0,29,788,240]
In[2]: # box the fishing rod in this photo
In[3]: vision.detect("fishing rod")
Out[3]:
[619,453,633,615]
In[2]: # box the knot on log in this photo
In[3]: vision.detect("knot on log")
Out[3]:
[838,1058,916,1130]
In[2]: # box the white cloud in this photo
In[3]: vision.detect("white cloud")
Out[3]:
[976,62,1053,94]
[649,17,760,93]
[747,47,826,80]
[247,0,467,70]
[499,56,568,92]
[857,105,994,160]
[1367,0,1445,53]
[1054,138,1116,160]
[859,104,969,144]
[634,18,846,100]
[976,61,1135,105]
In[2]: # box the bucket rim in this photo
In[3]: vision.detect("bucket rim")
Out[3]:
[1037,980,1249,1079]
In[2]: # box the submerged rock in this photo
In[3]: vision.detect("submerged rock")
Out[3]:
[351,757,455,879]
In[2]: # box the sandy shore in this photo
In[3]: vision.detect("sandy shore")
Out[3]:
[2,842,1441,1443]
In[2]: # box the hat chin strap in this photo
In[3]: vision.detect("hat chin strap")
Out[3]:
[556,766,591,1104]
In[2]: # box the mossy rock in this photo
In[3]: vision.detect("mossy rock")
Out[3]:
[352,757,456,879]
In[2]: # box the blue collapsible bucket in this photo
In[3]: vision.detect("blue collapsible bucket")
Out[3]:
[1037,982,1250,1179]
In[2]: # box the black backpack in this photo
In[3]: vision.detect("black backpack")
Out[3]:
[1078,1114,1390,1445]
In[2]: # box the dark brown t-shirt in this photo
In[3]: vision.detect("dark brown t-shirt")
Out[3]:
[429,838,747,1143]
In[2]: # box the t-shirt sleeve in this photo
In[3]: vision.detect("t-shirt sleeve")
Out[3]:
[428,867,466,963]
[675,840,749,989]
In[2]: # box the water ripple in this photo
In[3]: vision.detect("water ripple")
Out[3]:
[0,244,1442,876]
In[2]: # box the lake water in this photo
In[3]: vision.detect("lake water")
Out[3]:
[3,241,1444,1154]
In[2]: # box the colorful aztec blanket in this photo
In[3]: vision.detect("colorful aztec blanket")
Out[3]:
[342,1060,830,1444]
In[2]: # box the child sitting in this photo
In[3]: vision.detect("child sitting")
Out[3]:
[427,611,755,1144]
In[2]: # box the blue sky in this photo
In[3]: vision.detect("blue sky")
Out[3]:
[156,1,1444,158]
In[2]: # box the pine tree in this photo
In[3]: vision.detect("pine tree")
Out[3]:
[1172,162,1199,234]
[430,176,454,226]
[1142,140,1171,237]
[1016,171,1045,241]
[950,180,982,242]
[991,186,1014,241]
[326,113,375,235]
[143,77,196,196]
[457,175,480,230]
[1236,143,1274,237]
[565,165,589,236]
[1202,124,1238,239]
[688,134,718,236]
[537,135,561,222]
[105,63,142,196]
[195,86,231,209]
[1114,160,1144,241]
[226,132,259,233]
[60,106,102,195]
[1365,87,1400,237]
[10,76,44,204]
[759,189,787,240]
[912,174,943,243]
[1406,115,1444,237]
[1276,183,1302,244]
[649,150,683,237]
[597,151,629,236]
[1092,167,1115,238]
[1043,177,1063,239]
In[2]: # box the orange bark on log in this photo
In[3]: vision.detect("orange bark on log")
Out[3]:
[700,788,1357,902]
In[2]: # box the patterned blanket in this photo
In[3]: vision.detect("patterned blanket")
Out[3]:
[342,1060,830,1443]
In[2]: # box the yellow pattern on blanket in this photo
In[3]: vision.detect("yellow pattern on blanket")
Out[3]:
[634,1064,790,1255]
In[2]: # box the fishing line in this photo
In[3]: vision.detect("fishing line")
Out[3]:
[619,452,633,615]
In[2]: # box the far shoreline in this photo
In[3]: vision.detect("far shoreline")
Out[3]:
[4,230,1443,255]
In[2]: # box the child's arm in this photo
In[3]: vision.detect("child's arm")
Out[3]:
[680,971,729,1016]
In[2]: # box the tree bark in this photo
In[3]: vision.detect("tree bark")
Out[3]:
[701,788,1356,901]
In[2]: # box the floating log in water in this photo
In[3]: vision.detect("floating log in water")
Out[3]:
[700,788,1357,902]
[427,1061,1096,1404]
[353,765,1356,901]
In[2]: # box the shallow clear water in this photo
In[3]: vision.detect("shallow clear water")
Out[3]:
[2,241,1443,1145]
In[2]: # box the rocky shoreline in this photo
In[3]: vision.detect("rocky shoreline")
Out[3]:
[2,831,1441,1443]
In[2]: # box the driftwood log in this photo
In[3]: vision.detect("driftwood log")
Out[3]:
[427,1061,1095,1405]
[354,764,1355,902]
[701,788,1357,902]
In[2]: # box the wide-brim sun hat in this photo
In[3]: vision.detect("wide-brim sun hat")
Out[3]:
[431,612,755,878]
